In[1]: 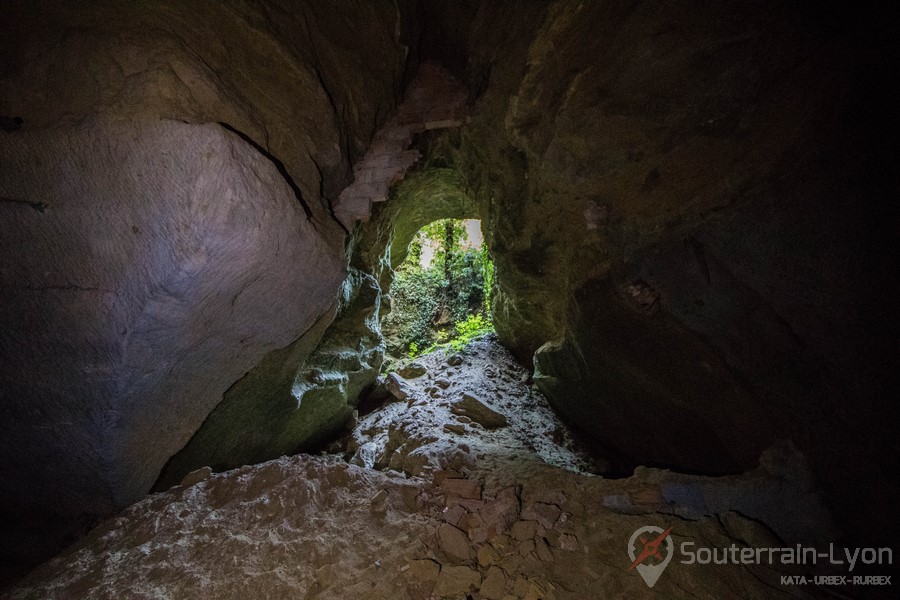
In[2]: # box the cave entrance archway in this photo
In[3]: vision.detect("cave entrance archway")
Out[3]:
[381,217,493,360]
[350,166,494,363]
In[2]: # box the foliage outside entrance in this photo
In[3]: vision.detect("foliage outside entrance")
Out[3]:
[382,219,494,358]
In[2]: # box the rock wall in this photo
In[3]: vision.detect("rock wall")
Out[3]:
[0,0,414,581]
[0,0,896,584]
[414,0,897,541]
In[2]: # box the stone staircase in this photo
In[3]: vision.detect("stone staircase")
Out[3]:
[334,63,468,227]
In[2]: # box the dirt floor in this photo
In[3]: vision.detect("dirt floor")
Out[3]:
[4,337,837,599]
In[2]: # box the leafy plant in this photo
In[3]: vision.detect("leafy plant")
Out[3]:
[382,219,494,359]
[448,313,493,351]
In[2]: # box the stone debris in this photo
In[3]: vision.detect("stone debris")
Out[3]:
[441,477,482,500]
[433,565,482,596]
[511,520,538,541]
[437,523,474,561]
[451,392,508,429]
[480,565,508,599]
[384,373,410,401]
[405,558,440,582]
[179,466,212,488]
[6,337,832,600]
[348,337,605,479]
[521,501,561,529]
[396,361,427,379]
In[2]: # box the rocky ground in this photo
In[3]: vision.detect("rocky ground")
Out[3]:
[4,337,835,599]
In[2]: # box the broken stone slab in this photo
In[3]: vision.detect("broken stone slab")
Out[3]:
[441,504,466,526]
[521,502,561,529]
[437,523,473,562]
[450,393,508,429]
[433,470,464,486]
[404,558,440,582]
[534,538,554,563]
[443,423,467,435]
[441,477,482,500]
[433,565,481,597]
[480,566,507,599]
[477,544,499,567]
[478,487,520,540]
[434,378,451,389]
[510,520,538,541]
[180,466,212,487]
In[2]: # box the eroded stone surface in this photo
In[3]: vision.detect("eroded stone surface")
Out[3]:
[4,451,825,599]
[0,0,412,579]
[0,116,345,540]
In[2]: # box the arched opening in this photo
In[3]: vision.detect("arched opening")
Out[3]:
[381,218,494,361]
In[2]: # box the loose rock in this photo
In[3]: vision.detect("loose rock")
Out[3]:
[451,393,508,429]
[397,362,427,379]
[433,565,481,596]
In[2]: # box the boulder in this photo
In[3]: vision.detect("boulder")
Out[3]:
[397,362,427,378]
[451,393,508,429]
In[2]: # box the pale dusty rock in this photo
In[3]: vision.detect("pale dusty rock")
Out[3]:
[451,393,508,429]
[5,452,822,599]
[557,533,579,552]
[385,373,410,401]
[180,467,212,488]
[437,523,474,562]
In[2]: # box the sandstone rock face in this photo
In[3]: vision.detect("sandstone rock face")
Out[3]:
[409,0,897,540]
[1,0,413,580]
[0,116,345,562]
[155,268,385,489]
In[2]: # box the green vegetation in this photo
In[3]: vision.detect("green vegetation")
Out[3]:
[382,219,494,358]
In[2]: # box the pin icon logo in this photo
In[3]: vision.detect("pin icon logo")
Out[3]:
[627,525,674,588]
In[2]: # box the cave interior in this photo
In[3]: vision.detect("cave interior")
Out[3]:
[0,1,897,598]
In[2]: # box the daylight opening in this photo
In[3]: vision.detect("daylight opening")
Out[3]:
[382,218,494,362]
